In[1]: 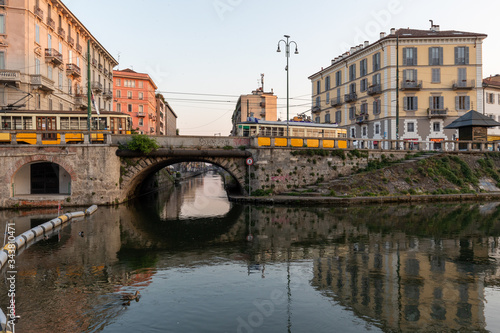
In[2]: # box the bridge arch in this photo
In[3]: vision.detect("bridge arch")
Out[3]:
[118,153,249,201]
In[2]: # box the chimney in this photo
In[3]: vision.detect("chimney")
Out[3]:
[364,40,369,47]
[390,28,396,35]
[380,32,386,39]
[350,47,356,54]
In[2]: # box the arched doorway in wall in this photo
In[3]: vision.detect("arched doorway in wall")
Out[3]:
[13,162,72,196]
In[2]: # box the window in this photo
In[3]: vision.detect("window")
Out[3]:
[375,123,380,135]
[350,128,355,138]
[349,83,356,94]
[116,103,121,112]
[116,90,121,98]
[68,79,72,94]
[349,64,356,81]
[335,110,342,123]
[404,96,418,111]
[431,68,440,83]
[458,68,467,82]
[433,122,440,132]
[35,24,40,43]
[127,104,132,112]
[127,91,132,99]
[49,98,52,110]
[35,58,40,75]
[403,69,417,82]
[48,65,52,80]
[486,93,494,104]
[360,59,367,77]
[360,78,368,92]
[349,106,356,120]
[315,96,320,107]
[326,92,330,104]
[373,53,381,71]
[403,47,417,66]
[116,79,121,86]
[430,96,444,110]
[139,81,143,88]
[138,105,143,113]
[316,80,321,94]
[325,76,330,91]
[139,118,143,126]
[362,126,367,136]
[373,99,381,115]
[455,46,469,65]
[360,102,368,114]
[139,92,144,100]
[335,71,342,86]
[325,113,331,123]
[373,73,381,85]
[58,71,63,90]
[428,47,443,65]
[314,116,320,123]
[456,96,470,111]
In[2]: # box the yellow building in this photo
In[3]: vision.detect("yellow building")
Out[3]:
[230,87,278,136]
[0,0,122,133]
[308,25,487,149]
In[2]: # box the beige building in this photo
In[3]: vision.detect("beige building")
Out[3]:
[483,75,500,140]
[309,25,487,149]
[231,87,278,135]
[156,93,177,136]
[0,0,117,119]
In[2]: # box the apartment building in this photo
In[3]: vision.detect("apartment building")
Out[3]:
[230,87,278,135]
[113,68,158,135]
[483,75,500,140]
[0,0,119,130]
[156,93,177,136]
[308,25,487,149]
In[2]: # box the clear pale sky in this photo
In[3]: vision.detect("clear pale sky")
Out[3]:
[64,0,500,136]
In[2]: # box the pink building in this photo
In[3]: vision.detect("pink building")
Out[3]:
[113,69,158,134]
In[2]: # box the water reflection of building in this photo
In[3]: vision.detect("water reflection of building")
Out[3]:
[311,237,489,331]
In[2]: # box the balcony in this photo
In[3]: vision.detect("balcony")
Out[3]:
[67,35,75,47]
[312,105,321,113]
[30,74,54,92]
[45,48,63,66]
[0,70,21,86]
[76,43,82,53]
[401,80,422,90]
[92,58,98,67]
[98,64,103,72]
[104,68,109,76]
[344,92,358,103]
[103,90,113,100]
[34,6,43,19]
[66,63,81,77]
[91,82,103,93]
[137,112,146,117]
[75,94,88,109]
[57,27,65,39]
[428,108,448,118]
[331,96,342,107]
[0,0,6,7]
[367,84,382,95]
[355,114,369,124]
[47,17,55,30]
[452,79,475,90]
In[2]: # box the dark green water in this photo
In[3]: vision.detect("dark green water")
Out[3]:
[2,172,500,332]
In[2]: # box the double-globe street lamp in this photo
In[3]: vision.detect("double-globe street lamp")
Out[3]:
[277,35,299,137]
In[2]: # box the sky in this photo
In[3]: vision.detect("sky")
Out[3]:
[64,0,500,136]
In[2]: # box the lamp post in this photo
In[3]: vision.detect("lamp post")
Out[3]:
[277,35,299,137]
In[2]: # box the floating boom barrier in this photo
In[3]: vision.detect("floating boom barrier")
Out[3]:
[0,205,98,333]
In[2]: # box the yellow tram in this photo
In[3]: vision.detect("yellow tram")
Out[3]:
[0,110,132,144]
[236,118,348,148]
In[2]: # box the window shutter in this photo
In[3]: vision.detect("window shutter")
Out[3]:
[439,47,443,65]
[439,96,444,109]
[403,97,408,111]
[403,49,407,66]
[466,96,470,110]
[413,48,418,65]
[455,96,459,110]
[414,69,418,81]
[403,70,407,82]
[428,47,432,66]
[454,47,458,65]
[429,96,433,109]
[415,97,418,111]
[465,47,469,65]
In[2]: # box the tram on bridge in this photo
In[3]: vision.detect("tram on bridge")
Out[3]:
[0,110,132,144]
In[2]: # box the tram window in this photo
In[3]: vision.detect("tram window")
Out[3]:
[23,118,33,130]
[2,117,11,129]
[79,118,87,130]
[243,127,250,136]
[278,127,284,136]
[271,127,278,136]
[250,126,257,136]
[60,117,70,130]
[70,118,79,129]
[13,117,22,130]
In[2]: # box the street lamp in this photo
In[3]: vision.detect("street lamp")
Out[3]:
[277,35,299,137]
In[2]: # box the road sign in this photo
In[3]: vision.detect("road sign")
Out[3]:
[246,157,254,166]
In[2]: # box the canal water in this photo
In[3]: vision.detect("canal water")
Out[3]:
[2,172,500,332]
